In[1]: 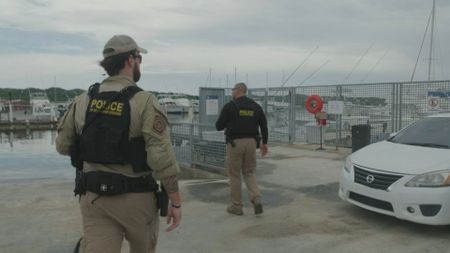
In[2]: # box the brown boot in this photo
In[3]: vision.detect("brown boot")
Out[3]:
[252,199,263,215]
[227,205,243,216]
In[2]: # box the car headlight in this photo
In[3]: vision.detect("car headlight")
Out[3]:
[405,170,450,187]
[344,155,352,173]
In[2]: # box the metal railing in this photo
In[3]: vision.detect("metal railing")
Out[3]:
[186,80,450,170]
[170,123,226,171]
[243,80,450,147]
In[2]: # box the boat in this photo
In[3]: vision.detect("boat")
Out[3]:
[158,94,194,114]
[172,96,191,114]
[191,99,199,113]
[158,96,183,114]
[29,91,57,119]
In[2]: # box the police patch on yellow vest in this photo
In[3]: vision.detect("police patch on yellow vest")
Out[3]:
[89,99,124,116]
[239,109,254,117]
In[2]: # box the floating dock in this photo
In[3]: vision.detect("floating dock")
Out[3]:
[0,120,58,131]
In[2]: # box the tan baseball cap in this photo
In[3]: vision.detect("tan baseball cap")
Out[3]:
[102,35,148,58]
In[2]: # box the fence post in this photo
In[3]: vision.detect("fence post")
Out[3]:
[391,84,396,132]
[399,84,403,130]
[288,87,296,144]
[9,102,13,123]
[189,123,194,167]
[264,88,268,115]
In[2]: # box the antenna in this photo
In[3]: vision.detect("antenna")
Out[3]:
[411,2,434,82]
[281,46,319,87]
[341,43,374,84]
[226,74,229,88]
[204,68,212,87]
[53,76,56,102]
[298,60,330,86]
[361,50,389,83]
[428,0,436,81]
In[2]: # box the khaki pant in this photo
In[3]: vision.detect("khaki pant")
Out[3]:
[226,138,261,206]
[79,191,159,253]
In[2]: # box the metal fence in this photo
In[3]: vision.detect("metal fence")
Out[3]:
[245,80,450,147]
[168,80,450,169]
[170,123,226,171]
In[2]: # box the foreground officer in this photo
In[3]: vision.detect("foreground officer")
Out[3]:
[216,82,268,215]
[56,34,181,253]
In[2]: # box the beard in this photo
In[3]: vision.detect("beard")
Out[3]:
[133,64,141,82]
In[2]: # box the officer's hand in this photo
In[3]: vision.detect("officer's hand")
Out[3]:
[166,206,182,232]
[260,144,268,157]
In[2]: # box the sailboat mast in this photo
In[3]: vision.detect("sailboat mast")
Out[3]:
[428,0,436,81]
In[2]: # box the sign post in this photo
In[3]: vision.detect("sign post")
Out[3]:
[328,100,344,150]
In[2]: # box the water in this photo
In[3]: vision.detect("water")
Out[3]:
[0,113,197,182]
[0,130,74,182]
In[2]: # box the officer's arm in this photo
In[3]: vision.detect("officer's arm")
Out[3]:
[257,106,269,144]
[55,102,77,156]
[141,96,181,231]
[141,96,180,181]
[215,103,229,131]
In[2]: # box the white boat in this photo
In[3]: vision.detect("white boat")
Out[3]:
[158,94,192,114]
[173,96,191,114]
[191,99,199,113]
[29,91,57,119]
[158,96,183,114]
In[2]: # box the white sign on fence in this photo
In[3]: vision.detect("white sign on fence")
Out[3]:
[206,95,219,115]
[327,100,344,115]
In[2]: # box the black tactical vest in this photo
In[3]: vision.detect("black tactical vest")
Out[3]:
[227,98,260,139]
[79,83,150,171]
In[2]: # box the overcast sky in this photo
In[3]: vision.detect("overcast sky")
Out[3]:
[0,0,449,95]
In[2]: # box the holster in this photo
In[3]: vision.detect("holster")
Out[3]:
[156,185,169,217]
[74,169,86,196]
[226,136,236,147]
[255,135,261,149]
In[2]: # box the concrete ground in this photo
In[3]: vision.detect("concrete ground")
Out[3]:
[2,144,450,253]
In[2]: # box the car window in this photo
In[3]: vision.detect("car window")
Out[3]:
[389,117,450,148]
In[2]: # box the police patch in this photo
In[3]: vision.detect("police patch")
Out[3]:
[153,115,166,134]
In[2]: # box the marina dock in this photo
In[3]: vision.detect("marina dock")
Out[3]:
[0,120,58,131]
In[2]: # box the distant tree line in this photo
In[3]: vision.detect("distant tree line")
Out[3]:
[0,87,199,103]
[0,88,85,102]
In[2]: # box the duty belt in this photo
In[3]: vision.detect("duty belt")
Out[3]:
[79,171,158,196]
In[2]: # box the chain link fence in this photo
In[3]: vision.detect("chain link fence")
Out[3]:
[174,80,450,169]
[170,123,226,171]
[293,80,450,147]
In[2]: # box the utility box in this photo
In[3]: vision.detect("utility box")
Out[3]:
[351,124,371,153]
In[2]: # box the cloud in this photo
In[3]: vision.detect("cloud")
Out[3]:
[0,28,98,54]
[0,0,449,94]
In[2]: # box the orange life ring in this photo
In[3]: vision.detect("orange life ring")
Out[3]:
[305,95,323,113]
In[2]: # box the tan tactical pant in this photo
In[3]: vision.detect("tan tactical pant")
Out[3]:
[79,191,159,253]
[226,138,261,206]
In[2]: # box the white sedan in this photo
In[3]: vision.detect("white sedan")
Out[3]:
[339,113,450,225]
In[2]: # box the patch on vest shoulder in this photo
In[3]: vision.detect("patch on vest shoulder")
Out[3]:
[153,114,166,134]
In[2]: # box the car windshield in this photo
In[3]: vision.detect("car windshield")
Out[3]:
[388,117,450,149]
